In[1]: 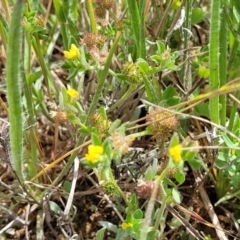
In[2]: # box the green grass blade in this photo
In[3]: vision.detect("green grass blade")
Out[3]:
[6,0,24,182]
[127,0,146,59]
[0,11,9,50]
[87,0,97,33]
[209,0,221,124]
[219,4,227,126]
[182,0,193,91]
[138,0,146,59]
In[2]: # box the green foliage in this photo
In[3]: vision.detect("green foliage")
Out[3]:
[2,0,240,239]
[191,8,206,24]
[6,0,24,182]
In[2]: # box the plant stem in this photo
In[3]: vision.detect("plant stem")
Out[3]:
[1,0,10,22]
[87,0,97,33]
[153,197,167,231]
[226,12,240,131]
[219,3,227,127]
[87,31,122,117]
[0,11,8,50]
[209,0,221,124]
[209,1,226,198]
[183,0,192,91]
[127,0,146,59]
[6,0,24,182]
[107,87,133,113]
[32,35,56,98]
[21,70,39,180]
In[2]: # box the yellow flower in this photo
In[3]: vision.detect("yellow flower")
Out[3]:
[169,144,182,164]
[121,222,133,230]
[63,44,80,59]
[67,88,79,100]
[171,0,181,9]
[85,145,104,163]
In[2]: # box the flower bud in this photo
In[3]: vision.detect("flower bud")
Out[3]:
[135,180,162,199]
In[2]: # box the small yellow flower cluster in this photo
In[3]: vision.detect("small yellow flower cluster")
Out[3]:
[121,222,133,230]
[169,144,182,164]
[85,145,104,164]
[67,88,79,100]
[63,44,80,60]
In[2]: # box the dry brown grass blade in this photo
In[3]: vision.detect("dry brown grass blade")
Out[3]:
[166,204,205,240]
[174,204,239,239]
[191,169,237,240]
[30,140,91,182]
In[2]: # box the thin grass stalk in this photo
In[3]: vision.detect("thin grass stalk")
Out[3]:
[51,140,91,186]
[209,0,221,124]
[138,0,146,59]
[226,12,240,131]
[139,185,157,240]
[216,169,229,198]
[219,4,227,126]
[156,0,173,39]
[127,0,142,58]
[182,0,192,91]
[107,87,133,112]
[60,24,69,50]
[1,0,10,22]
[215,2,228,196]
[227,90,240,133]
[23,37,31,73]
[217,0,234,199]
[21,70,39,180]
[153,194,166,232]
[60,1,79,47]
[31,35,56,98]
[87,31,122,116]
[142,75,161,104]
[225,8,240,71]
[87,0,97,33]
[6,0,24,182]
[0,12,8,50]
[52,0,68,48]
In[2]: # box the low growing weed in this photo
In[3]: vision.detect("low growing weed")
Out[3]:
[1,0,240,239]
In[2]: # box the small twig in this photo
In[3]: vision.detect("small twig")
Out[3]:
[229,93,240,106]
[63,157,79,218]
[166,205,204,240]
[192,170,228,240]
[24,204,30,240]
[218,205,240,236]
[0,205,29,235]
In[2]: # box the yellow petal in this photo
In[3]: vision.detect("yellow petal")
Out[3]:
[169,144,182,164]
[85,145,104,163]
[121,222,133,230]
[67,88,79,99]
[63,51,71,59]
[63,44,80,59]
